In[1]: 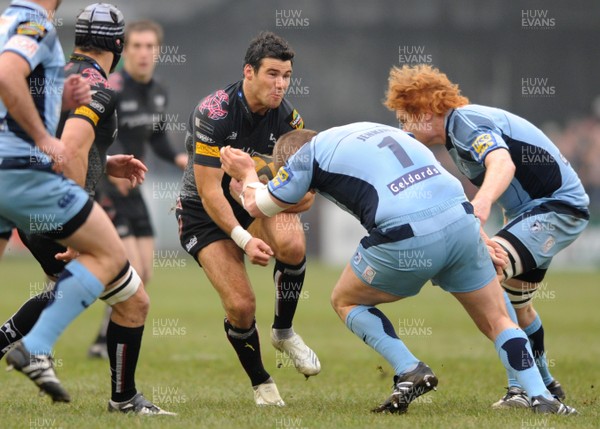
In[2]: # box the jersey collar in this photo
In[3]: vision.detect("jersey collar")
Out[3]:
[444,109,455,150]
[69,53,107,78]
[236,80,257,126]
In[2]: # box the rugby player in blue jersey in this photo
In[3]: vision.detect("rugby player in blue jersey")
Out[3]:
[384,64,589,408]
[219,123,577,415]
[0,2,173,414]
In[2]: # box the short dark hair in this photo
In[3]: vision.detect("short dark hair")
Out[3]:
[125,20,164,45]
[273,129,317,171]
[244,31,294,71]
[74,45,104,55]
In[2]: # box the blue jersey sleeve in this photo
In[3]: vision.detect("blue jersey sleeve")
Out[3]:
[268,142,314,204]
[451,110,509,164]
[2,20,54,72]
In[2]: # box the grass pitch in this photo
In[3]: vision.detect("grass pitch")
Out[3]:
[0,255,598,429]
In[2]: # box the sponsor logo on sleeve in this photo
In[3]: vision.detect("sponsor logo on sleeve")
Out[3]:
[89,99,105,114]
[5,34,39,59]
[195,132,215,144]
[471,133,497,156]
[16,22,47,40]
[195,142,220,158]
[289,109,304,129]
[270,166,292,190]
[74,106,100,126]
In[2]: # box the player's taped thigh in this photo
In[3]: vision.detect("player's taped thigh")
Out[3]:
[491,235,543,308]
[99,262,142,306]
[501,280,538,309]
[490,232,540,280]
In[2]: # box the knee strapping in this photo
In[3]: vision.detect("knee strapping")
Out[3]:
[99,263,141,306]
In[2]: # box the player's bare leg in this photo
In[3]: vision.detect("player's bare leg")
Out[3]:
[87,235,140,360]
[197,239,283,406]
[251,213,320,377]
[89,234,153,359]
[6,203,127,401]
[331,265,436,414]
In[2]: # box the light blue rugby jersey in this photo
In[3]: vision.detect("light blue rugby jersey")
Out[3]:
[0,0,64,159]
[268,122,466,232]
[445,104,589,218]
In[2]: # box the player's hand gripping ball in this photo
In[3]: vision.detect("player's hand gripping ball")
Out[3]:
[252,153,277,184]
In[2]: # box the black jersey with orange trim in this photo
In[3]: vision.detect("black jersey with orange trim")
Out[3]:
[179,80,304,201]
[56,54,117,195]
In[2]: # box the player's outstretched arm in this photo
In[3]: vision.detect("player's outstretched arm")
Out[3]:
[471,149,515,225]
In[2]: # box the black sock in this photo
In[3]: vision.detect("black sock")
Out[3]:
[527,324,545,360]
[0,292,51,359]
[224,318,270,386]
[273,257,306,329]
[107,320,144,402]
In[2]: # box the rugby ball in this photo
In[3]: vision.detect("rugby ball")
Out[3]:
[252,153,277,184]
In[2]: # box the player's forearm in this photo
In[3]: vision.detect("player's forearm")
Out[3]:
[62,157,88,187]
[200,187,245,235]
[240,184,289,219]
[0,67,50,144]
[476,155,515,205]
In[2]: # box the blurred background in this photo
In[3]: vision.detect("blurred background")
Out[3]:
[9,0,600,267]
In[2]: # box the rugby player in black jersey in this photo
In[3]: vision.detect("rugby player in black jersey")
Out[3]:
[89,20,188,358]
[0,4,174,414]
[176,31,319,406]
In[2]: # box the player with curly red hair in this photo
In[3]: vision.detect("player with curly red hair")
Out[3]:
[385,64,589,410]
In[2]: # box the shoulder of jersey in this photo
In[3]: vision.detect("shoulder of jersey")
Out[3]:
[78,67,115,94]
[280,99,304,130]
[14,19,50,41]
[196,87,233,121]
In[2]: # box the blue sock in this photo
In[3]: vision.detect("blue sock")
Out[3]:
[345,305,419,375]
[502,292,521,388]
[23,261,104,355]
[494,328,552,400]
[524,315,553,386]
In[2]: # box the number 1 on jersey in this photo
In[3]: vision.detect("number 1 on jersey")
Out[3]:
[378,136,414,168]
